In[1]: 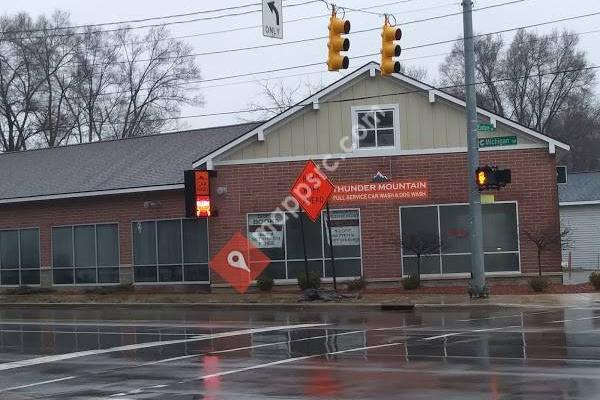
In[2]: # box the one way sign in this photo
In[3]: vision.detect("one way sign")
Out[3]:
[262,0,282,39]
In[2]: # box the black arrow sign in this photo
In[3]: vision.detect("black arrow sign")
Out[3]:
[267,1,280,25]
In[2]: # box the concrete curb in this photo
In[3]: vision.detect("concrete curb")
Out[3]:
[413,303,594,310]
[0,302,416,311]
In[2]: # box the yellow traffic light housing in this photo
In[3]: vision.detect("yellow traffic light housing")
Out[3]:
[327,9,350,71]
[380,18,401,76]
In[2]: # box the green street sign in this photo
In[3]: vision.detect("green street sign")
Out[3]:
[478,136,518,148]
[477,122,496,132]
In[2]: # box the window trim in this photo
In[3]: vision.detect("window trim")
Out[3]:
[246,208,363,282]
[51,223,121,286]
[399,201,521,277]
[351,104,401,151]
[131,217,210,285]
[0,227,41,287]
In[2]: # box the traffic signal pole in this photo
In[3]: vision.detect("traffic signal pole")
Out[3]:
[462,1,487,296]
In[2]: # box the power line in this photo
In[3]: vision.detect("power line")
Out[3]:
[0,0,322,39]
[138,0,449,43]
[37,0,526,71]
[23,63,600,130]
[179,10,600,85]
[133,21,600,92]
[1,3,264,34]
[147,64,600,121]
[403,10,600,52]
[197,52,450,90]
[17,7,600,101]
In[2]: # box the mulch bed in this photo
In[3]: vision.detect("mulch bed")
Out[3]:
[364,283,597,295]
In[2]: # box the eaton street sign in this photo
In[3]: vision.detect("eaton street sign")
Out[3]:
[262,0,283,39]
[478,136,518,148]
[477,122,496,132]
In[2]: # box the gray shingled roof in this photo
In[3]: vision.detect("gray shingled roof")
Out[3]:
[0,122,259,201]
[559,171,600,203]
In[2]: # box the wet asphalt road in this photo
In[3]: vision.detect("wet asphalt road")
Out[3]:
[1,305,600,399]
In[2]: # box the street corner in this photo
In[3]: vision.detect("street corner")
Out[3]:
[209,231,271,294]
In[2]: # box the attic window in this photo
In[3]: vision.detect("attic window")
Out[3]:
[352,105,399,150]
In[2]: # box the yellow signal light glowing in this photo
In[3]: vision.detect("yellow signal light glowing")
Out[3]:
[477,170,487,186]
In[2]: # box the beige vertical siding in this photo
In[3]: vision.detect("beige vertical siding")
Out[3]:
[221,74,540,162]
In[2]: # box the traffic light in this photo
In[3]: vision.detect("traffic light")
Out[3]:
[327,10,350,71]
[475,165,512,191]
[380,19,401,76]
[184,170,215,218]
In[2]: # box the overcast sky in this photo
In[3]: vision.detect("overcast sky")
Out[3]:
[3,0,599,129]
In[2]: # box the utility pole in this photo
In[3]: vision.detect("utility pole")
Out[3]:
[462,0,487,296]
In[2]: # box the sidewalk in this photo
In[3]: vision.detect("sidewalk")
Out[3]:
[1,290,599,310]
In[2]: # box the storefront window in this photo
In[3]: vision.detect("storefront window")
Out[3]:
[247,209,362,280]
[400,203,520,276]
[132,219,209,283]
[52,224,119,285]
[0,228,40,286]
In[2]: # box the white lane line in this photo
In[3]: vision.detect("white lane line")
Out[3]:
[181,342,405,385]
[422,325,521,341]
[549,315,600,323]
[111,342,405,397]
[142,329,369,366]
[0,320,255,329]
[373,324,422,331]
[0,329,197,336]
[0,376,76,393]
[456,310,556,322]
[0,323,327,371]
[198,342,404,380]
[2,328,369,395]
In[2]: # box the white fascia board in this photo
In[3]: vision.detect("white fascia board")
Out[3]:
[191,63,377,169]
[0,184,184,205]
[385,68,571,152]
[214,143,546,167]
[560,200,600,206]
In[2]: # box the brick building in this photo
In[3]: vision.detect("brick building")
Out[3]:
[0,62,569,289]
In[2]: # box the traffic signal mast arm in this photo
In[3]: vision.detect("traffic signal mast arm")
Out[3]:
[327,6,351,71]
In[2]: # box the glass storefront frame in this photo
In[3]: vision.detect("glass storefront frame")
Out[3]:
[246,208,363,281]
[399,201,522,277]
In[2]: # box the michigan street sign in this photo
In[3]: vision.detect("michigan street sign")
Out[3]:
[262,0,283,39]
[478,135,518,148]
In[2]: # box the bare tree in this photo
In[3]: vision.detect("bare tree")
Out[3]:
[439,29,595,133]
[401,232,442,284]
[550,96,600,171]
[29,11,81,148]
[0,11,203,151]
[398,64,428,82]
[523,227,570,276]
[247,79,323,119]
[69,28,120,143]
[0,13,47,151]
[439,34,506,114]
[110,27,202,139]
